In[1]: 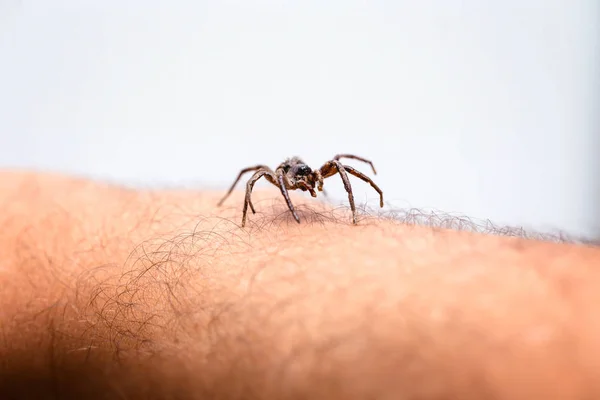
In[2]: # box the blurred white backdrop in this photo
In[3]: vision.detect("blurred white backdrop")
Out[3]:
[0,1,598,238]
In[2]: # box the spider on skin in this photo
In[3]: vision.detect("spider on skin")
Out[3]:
[218,154,384,227]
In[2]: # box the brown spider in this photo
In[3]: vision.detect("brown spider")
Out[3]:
[217,154,384,227]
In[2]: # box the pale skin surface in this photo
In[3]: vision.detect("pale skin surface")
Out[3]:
[1,171,600,399]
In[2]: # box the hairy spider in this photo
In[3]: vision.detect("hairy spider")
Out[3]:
[218,154,384,227]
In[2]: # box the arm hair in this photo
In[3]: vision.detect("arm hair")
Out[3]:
[1,171,599,399]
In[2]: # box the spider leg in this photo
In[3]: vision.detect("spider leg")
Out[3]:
[276,172,301,224]
[248,172,280,214]
[218,165,272,207]
[320,160,357,224]
[242,170,275,227]
[333,154,377,175]
[342,165,384,208]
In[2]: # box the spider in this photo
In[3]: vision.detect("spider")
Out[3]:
[217,154,384,227]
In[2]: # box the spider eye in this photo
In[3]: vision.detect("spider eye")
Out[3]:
[297,165,312,175]
[283,165,291,173]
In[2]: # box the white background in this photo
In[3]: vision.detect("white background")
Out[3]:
[0,1,598,238]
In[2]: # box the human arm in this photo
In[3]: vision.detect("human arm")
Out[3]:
[1,170,599,399]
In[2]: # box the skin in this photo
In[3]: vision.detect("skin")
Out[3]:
[1,170,600,399]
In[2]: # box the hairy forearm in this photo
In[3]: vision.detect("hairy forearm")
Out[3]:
[1,171,600,399]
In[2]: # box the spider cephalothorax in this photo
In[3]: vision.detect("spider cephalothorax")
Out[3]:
[218,154,384,227]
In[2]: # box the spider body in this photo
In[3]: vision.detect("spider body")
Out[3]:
[218,154,384,227]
